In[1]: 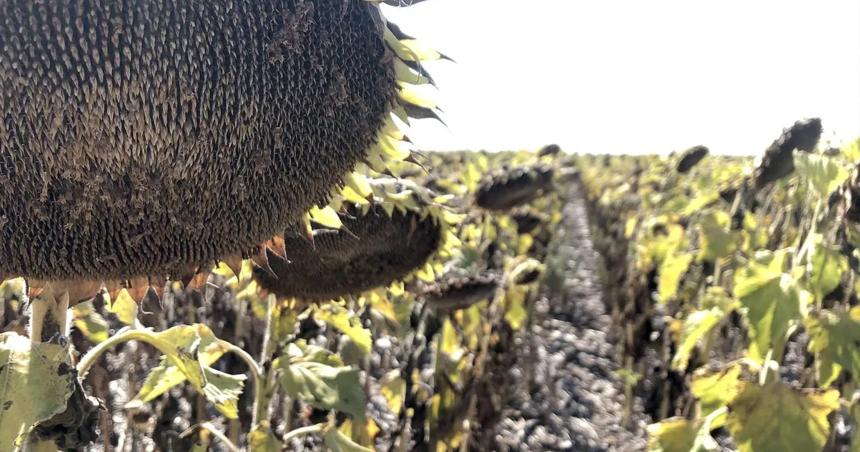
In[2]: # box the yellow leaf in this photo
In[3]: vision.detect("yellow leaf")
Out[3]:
[727,381,839,452]
[314,305,372,356]
[380,370,406,416]
[0,333,75,448]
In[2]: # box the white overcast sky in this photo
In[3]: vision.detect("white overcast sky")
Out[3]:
[382,0,860,155]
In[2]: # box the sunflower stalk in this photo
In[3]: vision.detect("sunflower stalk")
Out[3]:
[25,288,71,452]
[252,294,278,428]
[28,290,69,344]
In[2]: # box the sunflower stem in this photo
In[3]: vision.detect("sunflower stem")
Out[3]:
[252,294,277,428]
[77,327,184,378]
[196,422,241,452]
[26,288,71,452]
[282,422,327,443]
[28,289,69,343]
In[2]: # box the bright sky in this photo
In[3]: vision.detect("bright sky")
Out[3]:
[382,0,860,155]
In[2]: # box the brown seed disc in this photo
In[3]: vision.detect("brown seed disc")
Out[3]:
[0,1,396,280]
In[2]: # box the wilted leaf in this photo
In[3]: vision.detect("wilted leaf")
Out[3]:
[644,223,688,267]
[842,138,860,163]
[72,302,110,344]
[697,210,737,261]
[314,305,372,356]
[200,366,246,419]
[691,361,748,419]
[671,308,724,371]
[504,284,529,330]
[733,250,804,360]
[286,342,344,367]
[647,413,721,452]
[658,252,694,302]
[726,381,838,452]
[691,408,724,452]
[805,307,860,387]
[806,233,848,303]
[647,418,696,452]
[0,333,74,448]
[248,425,283,452]
[276,360,366,419]
[338,418,380,449]
[380,370,406,416]
[129,325,244,419]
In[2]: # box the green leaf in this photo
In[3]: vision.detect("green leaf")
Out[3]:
[697,210,737,261]
[645,223,688,266]
[314,305,372,356]
[0,332,75,449]
[806,233,848,303]
[700,286,738,312]
[805,307,860,387]
[691,408,724,452]
[129,325,245,419]
[850,400,860,452]
[691,361,749,420]
[504,285,529,330]
[682,192,720,217]
[286,341,344,367]
[794,151,850,198]
[72,302,110,344]
[324,427,373,452]
[199,366,245,419]
[733,250,804,361]
[380,370,406,416]
[842,138,860,163]
[647,408,724,452]
[647,418,696,452]
[276,360,366,419]
[671,307,724,371]
[248,425,283,452]
[658,252,695,302]
[726,381,839,452]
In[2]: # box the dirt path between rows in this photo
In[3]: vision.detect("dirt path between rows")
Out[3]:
[488,185,648,451]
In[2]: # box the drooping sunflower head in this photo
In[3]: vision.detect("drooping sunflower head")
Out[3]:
[0,0,443,303]
[253,202,441,301]
[676,145,709,173]
[252,177,458,301]
[475,164,555,211]
[754,118,823,188]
